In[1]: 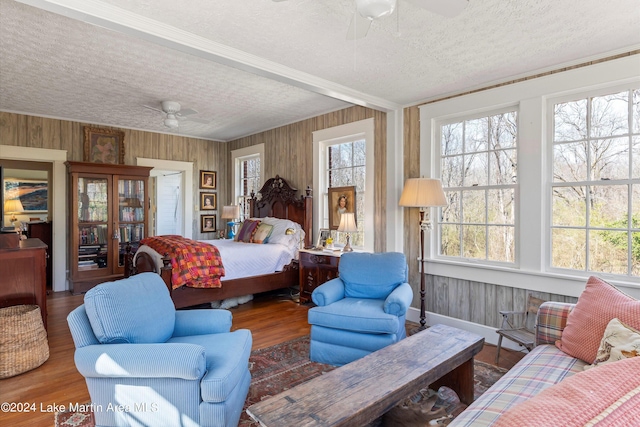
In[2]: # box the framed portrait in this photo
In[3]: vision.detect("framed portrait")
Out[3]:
[200,170,217,189]
[200,214,216,233]
[200,193,217,210]
[4,178,48,212]
[83,126,125,164]
[315,228,331,249]
[328,186,356,230]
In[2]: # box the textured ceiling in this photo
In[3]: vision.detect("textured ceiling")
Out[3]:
[1,0,639,142]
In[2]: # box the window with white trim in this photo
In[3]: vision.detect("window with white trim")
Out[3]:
[437,108,518,264]
[231,144,263,221]
[550,88,640,277]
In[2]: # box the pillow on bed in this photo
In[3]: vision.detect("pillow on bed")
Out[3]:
[252,223,274,244]
[262,217,302,249]
[236,219,261,242]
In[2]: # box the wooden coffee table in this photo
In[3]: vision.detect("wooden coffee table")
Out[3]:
[246,323,484,427]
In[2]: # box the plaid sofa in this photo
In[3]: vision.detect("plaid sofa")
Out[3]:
[450,301,588,426]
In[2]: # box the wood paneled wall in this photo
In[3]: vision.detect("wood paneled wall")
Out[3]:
[0,111,227,239]
[227,105,388,252]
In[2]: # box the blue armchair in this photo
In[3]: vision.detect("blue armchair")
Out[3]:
[67,273,252,427]
[308,252,413,366]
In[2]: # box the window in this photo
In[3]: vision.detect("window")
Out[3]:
[232,144,264,221]
[438,109,518,264]
[551,88,640,277]
[313,118,375,252]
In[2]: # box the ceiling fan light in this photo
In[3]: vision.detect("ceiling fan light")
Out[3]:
[356,0,397,19]
[164,117,179,129]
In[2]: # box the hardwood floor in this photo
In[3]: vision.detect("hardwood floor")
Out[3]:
[0,289,524,426]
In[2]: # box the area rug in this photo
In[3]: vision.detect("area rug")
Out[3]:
[55,335,507,427]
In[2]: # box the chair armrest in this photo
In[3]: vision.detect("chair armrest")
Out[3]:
[535,301,575,345]
[384,283,413,316]
[74,343,206,380]
[173,309,232,337]
[311,278,345,306]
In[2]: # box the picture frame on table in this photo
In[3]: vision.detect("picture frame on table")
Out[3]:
[201,214,216,233]
[83,126,125,164]
[200,170,217,189]
[315,228,331,249]
[328,186,356,230]
[200,193,217,210]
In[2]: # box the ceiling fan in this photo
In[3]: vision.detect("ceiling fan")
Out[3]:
[348,0,469,39]
[143,101,210,129]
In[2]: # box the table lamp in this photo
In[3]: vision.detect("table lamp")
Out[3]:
[221,205,240,239]
[399,178,447,333]
[337,212,357,252]
[4,198,24,227]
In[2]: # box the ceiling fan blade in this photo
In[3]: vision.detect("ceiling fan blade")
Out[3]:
[176,108,198,117]
[143,104,163,113]
[346,12,371,40]
[408,0,468,18]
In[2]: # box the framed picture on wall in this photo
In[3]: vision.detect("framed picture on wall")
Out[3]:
[328,186,356,230]
[201,214,216,233]
[200,170,217,189]
[83,126,125,164]
[200,193,216,210]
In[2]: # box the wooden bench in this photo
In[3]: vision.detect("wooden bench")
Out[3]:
[247,324,484,427]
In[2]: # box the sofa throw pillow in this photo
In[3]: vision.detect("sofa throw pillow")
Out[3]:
[84,272,175,344]
[235,219,260,243]
[493,356,640,427]
[555,276,640,364]
[585,318,640,370]
[252,223,274,244]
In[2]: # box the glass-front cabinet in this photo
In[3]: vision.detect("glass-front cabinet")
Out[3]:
[67,161,152,294]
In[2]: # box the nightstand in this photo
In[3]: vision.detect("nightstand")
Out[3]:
[298,249,342,304]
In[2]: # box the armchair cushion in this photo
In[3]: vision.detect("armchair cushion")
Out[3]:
[384,282,413,317]
[308,298,399,335]
[340,252,408,299]
[84,273,175,344]
[173,309,232,337]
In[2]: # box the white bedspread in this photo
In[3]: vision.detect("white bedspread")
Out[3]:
[135,239,296,281]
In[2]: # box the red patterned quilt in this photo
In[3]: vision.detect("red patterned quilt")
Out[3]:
[140,235,225,290]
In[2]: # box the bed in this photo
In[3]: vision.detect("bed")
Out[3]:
[124,175,312,309]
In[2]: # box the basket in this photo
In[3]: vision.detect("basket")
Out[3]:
[0,305,49,378]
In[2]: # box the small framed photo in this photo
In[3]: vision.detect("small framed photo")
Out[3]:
[328,186,356,230]
[83,126,125,164]
[200,193,216,210]
[316,228,331,249]
[200,170,217,189]
[201,214,216,233]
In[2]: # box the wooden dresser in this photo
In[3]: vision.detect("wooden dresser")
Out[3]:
[0,238,48,329]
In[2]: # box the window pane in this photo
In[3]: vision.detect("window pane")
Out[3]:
[353,140,366,165]
[488,189,514,225]
[633,184,640,218]
[330,169,350,187]
[462,190,486,224]
[463,153,488,186]
[489,149,517,185]
[554,99,587,142]
[552,186,586,227]
[442,156,463,188]
[489,112,517,149]
[590,230,628,274]
[591,137,630,181]
[441,191,460,223]
[440,224,460,256]
[465,118,488,153]
[462,225,486,259]
[488,226,514,262]
[634,89,640,134]
[591,91,629,138]
[590,185,628,227]
[552,228,586,270]
[634,232,640,276]
[442,122,463,155]
[354,166,365,191]
[633,136,640,179]
[553,142,588,183]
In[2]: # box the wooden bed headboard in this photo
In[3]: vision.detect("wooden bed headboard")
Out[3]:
[249,175,313,247]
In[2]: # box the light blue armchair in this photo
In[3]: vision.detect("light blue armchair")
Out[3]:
[67,273,252,427]
[308,252,413,366]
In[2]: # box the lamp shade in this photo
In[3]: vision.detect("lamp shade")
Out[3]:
[337,212,358,233]
[221,205,240,220]
[398,178,447,208]
[4,198,24,214]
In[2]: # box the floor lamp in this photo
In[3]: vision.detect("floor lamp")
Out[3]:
[399,178,447,334]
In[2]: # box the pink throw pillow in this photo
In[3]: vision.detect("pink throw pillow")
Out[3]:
[555,276,640,364]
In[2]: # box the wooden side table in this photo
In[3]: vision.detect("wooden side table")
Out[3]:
[298,249,341,304]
